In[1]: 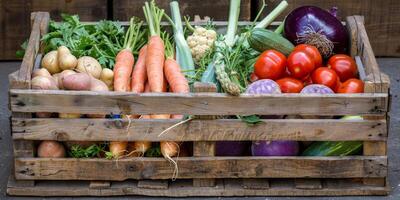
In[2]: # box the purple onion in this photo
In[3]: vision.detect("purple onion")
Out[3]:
[301,84,334,94]
[216,141,249,156]
[245,79,281,94]
[284,6,349,57]
[251,141,299,156]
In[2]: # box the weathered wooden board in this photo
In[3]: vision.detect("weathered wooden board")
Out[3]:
[7,178,390,197]
[113,0,251,21]
[12,118,387,141]
[9,90,388,115]
[14,156,387,181]
[0,0,108,60]
[255,0,400,57]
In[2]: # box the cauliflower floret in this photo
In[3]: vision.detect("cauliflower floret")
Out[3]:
[187,26,217,63]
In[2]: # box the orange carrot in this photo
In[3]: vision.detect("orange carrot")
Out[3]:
[164,58,189,93]
[146,36,165,92]
[114,49,134,92]
[131,45,148,93]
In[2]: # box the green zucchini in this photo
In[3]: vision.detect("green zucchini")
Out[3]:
[302,141,362,156]
[248,28,294,55]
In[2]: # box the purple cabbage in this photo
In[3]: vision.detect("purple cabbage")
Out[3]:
[246,79,281,94]
[301,84,334,94]
[251,141,299,156]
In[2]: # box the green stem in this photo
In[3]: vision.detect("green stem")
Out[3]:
[184,16,195,33]
[250,0,266,29]
[170,1,184,35]
[255,0,288,29]
[225,0,241,47]
[274,20,285,34]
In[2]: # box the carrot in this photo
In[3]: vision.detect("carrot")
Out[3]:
[164,58,189,93]
[146,36,165,92]
[126,114,152,157]
[143,1,165,93]
[110,17,144,158]
[131,45,148,93]
[114,49,134,92]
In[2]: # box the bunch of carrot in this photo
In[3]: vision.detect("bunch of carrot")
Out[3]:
[111,0,190,178]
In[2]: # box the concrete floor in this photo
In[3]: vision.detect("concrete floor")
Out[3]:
[0,58,399,200]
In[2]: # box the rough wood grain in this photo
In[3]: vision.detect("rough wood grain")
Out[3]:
[192,82,217,187]
[7,178,390,196]
[255,0,400,57]
[9,89,388,115]
[242,179,270,189]
[11,118,387,141]
[295,179,322,189]
[113,0,251,21]
[89,181,110,189]
[0,2,107,60]
[14,156,387,181]
[137,180,168,190]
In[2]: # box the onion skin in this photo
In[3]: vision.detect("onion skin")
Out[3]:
[284,6,349,57]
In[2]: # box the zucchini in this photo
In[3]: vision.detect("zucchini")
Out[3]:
[248,28,294,55]
[301,141,362,156]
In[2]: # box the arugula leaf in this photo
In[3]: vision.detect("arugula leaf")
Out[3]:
[238,115,263,125]
[68,143,106,158]
[15,40,28,58]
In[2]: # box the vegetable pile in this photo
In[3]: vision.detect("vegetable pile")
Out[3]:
[31,0,367,178]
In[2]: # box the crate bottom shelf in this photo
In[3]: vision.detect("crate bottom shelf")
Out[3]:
[7,177,389,197]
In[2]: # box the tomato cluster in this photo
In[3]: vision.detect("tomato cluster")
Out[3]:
[252,44,364,93]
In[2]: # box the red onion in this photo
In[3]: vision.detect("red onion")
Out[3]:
[284,6,349,57]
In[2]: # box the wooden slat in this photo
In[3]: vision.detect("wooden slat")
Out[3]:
[11,118,387,141]
[192,82,217,187]
[242,179,270,189]
[137,180,168,190]
[9,89,388,115]
[89,181,110,189]
[7,178,390,197]
[295,179,322,189]
[14,156,387,181]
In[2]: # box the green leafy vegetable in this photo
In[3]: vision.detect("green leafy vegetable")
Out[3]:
[237,115,263,125]
[41,14,144,69]
[15,40,28,58]
[68,143,106,158]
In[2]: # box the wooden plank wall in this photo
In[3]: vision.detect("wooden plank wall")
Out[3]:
[0,0,108,60]
[1,0,399,59]
[253,0,400,57]
[113,0,251,21]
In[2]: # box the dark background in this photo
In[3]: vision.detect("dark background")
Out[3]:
[1,0,399,60]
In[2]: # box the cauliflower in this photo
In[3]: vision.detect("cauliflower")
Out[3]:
[187,26,217,64]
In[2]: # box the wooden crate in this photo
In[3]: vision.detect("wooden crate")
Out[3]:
[253,0,400,57]
[0,0,107,60]
[7,12,391,197]
[113,0,251,21]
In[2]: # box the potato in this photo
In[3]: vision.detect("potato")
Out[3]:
[36,112,52,118]
[62,73,91,91]
[41,50,61,74]
[90,77,109,92]
[58,46,77,70]
[59,113,81,118]
[100,68,114,90]
[32,68,52,78]
[76,56,102,79]
[54,70,77,89]
[31,76,58,90]
[37,140,66,158]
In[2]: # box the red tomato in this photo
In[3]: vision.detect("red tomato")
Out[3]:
[328,54,358,82]
[276,77,304,93]
[294,44,322,67]
[254,50,287,80]
[250,72,259,82]
[334,77,342,93]
[311,67,339,90]
[303,75,313,86]
[337,78,364,93]
[287,50,316,79]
